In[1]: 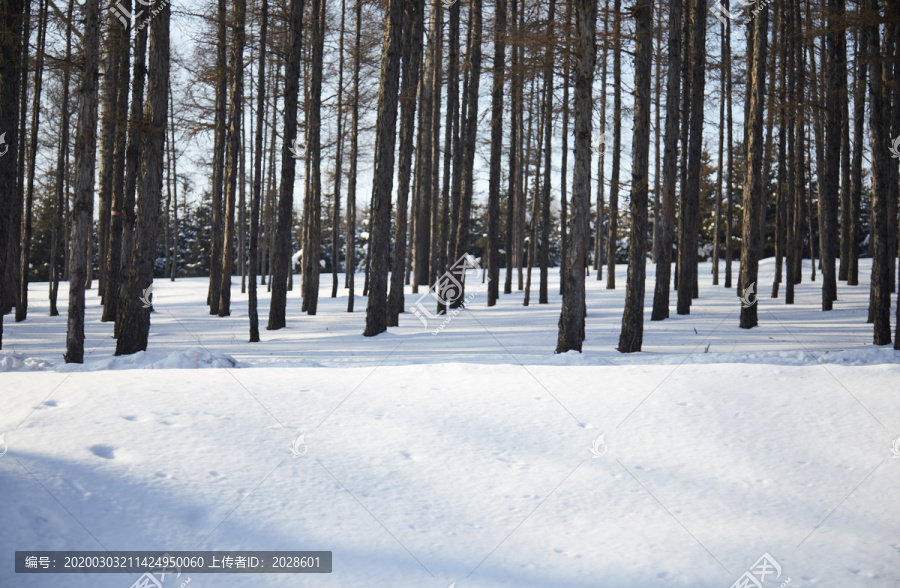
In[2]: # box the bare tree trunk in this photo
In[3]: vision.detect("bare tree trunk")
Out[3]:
[346,0,360,312]
[114,24,147,337]
[557,0,596,353]
[248,0,268,342]
[363,0,403,336]
[487,0,506,306]
[820,0,841,310]
[650,0,681,321]
[848,29,865,286]
[103,0,133,320]
[65,0,100,362]
[169,84,179,281]
[864,0,891,344]
[538,0,556,305]
[504,0,517,295]
[331,0,346,299]
[0,0,26,348]
[388,0,423,325]
[559,0,571,295]
[18,0,47,321]
[208,0,228,314]
[651,11,661,266]
[724,2,733,288]
[50,0,74,317]
[605,0,621,290]
[595,0,609,281]
[451,0,481,308]
[739,8,767,330]
[773,3,786,300]
[115,0,169,356]
[218,0,246,317]
[713,15,724,287]
[414,0,436,289]
[680,0,705,313]
[618,0,651,353]
[267,0,305,330]
[304,0,325,315]
[785,0,797,304]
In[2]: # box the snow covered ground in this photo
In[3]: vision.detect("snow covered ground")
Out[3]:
[2,258,899,587]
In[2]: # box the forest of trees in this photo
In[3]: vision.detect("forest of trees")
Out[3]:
[0,0,897,359]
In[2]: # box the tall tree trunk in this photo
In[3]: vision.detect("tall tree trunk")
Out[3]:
[102,0,133,321]
[451,0,481,308]
[346,0,360,312]
[820,0,841,310]
[414,1,436,289]
[595,0,609,281]
[504,0,517,295]
[17,0,46,321]
[772,3,786,300]
[304,0,325,315]
[618,0,651,353]
[559,0,571,295]
[267,0,305,329]
[724,1,733,288]
[249,0,268,342]
[651,10,661,267]
[557,0,596,353]
[388,0,423,325]
[65,0,101,362]
[538,0,556,305]
[865,0,891,344]
[96,0,126,305]
[169,85,179,282]
[115,0,169,356]
[219,0,247,316]
[50,0,74,317]
[363,0,403,336]
[115,24,148,338]
[428,8,442,290]
[785,0,797,305]
[487,0,506,306]
[0,0,26,348]
[848,30,865,286]
[605,0,621,290]
[739,8,767,330]
[713,15,724,287]
[650,0,682,321]
[331,0,346,299]
[208,0,228,314]
[676,0,705,314]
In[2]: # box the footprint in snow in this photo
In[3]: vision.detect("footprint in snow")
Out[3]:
[43,400,57,407]
[89,445,116,459]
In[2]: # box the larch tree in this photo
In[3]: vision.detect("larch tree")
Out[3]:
[267,0,305,330]
[487,0,506,307]
[864,0,891,345]
[219,0,247,317]
[0,0,26,349]
[17,0,46,322]
[65,0,101,362]
[115,0,170,356]
[605,0,621,290]
[248,0,268,342]
[208,0,228,314]
[617,0,651,353]
[739,7,768,330]
[388,0,423,326]
[650,0,681,321]
[557,0,596,353]
[363,0,403,336]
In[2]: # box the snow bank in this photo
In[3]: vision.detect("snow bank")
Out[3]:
[0,347,245,372]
